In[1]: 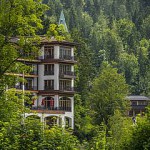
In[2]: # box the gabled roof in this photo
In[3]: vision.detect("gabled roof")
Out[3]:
[126,95,150,101]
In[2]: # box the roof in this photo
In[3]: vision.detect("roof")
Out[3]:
[9,36,78,46]
[126,95,150,101]
[59,10,68,32]
[40,36,77,46]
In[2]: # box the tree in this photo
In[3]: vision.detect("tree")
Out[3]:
[115,19,135,49]
[46,24,71,41]
[0,89,80,150]
[88,123,107,150]
[122,106,150,150]
[89,63,129,124]
[135,39,150,95]
[118,52,139,92]
[107,110,133,150]
[0,0,48,93]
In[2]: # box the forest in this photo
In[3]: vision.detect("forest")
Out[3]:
[0,0,150,149]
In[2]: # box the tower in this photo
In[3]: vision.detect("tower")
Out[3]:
[59,10,68,32]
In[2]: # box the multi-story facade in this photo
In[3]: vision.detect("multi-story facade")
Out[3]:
[16,38,77,129]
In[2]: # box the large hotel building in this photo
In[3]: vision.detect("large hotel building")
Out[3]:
[16,37,76,129]
[14,12,76,129]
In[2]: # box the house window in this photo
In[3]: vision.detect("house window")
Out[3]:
[44,64,54,75]
[44,80,54,90]
[59,80,71,91]
[44,46,54,59]
[25,78,33,90]
[59,97,71,111]
[60,46,71,59]
[131,101,137,105]
[42,97,54,109]
[138,101,146,105]
[59,64,71,73]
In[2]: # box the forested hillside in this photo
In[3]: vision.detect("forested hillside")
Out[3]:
[41,0,150,149]
[0,0,149,149]
[43,0,150,96]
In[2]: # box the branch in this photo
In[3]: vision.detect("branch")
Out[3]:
[0,55,21,79]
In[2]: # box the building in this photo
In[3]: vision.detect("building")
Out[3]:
[16,37,77,129]
[127,95,150,116]
[14,11,77,129]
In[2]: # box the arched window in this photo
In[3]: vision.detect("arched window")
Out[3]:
[59,97,71,111]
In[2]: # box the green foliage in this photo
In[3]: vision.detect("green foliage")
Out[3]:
[107,110,133,150]
[122,107,150,150]
[0,0,48,36]
[47,24,71,41]
[0,89,79,150]
[74,94,95,142]
[89,64,129,124]
[43,127,79,150]
[43,0,150,95]
[0,0,150,149]
[118,52,139,87]
[88,124,107,150]
[0,0,47,94]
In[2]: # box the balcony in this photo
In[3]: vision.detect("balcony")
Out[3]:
[18,51,39,61]
[29,70,38,75]
[15,85,37,91]
[39,55,54,60]
[44,71,54,75]
[59,86,74,92]
[38,55,77,64]
[39,86,75,95]
[31,106,71,112]
[59,71,75,78]
[59,55,75,61]
[44,55,54,59]
[44,86,54,91]
[131,104,148,110]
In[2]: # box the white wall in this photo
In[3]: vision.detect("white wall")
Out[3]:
[54,45,59,59]
[38,64,59,90]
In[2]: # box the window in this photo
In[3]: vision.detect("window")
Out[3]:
[25,78,33,90]
[44,80,54,90]
[131,101,137,105]
[59,97,71,111]
[59,80,71,91]
[44,46,54,59]
[138,101,147,105]
[44,64,54,75]
[42,97,54,109]
[59,64,71,73]
[60,47,71,59]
